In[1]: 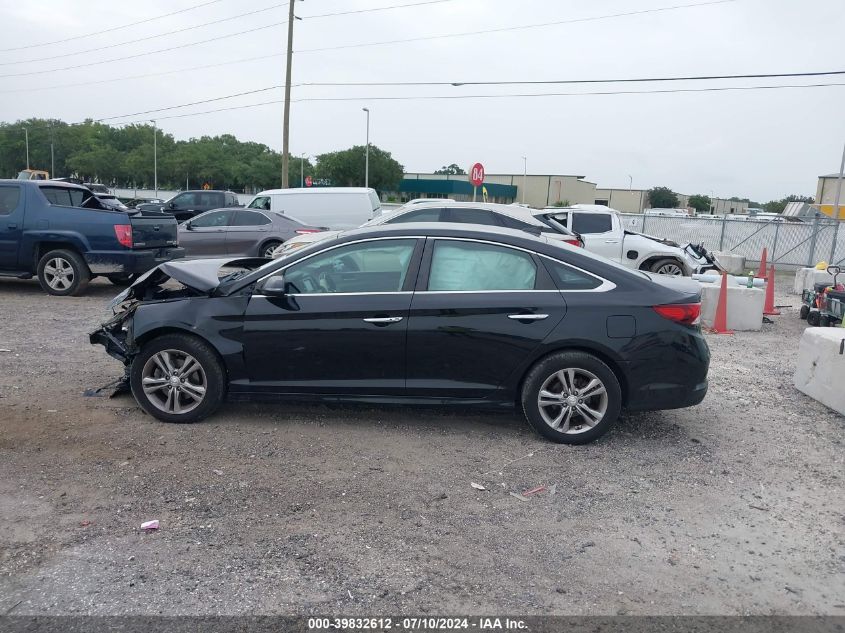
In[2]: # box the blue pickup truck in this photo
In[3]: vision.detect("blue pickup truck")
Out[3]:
[0,180,184,296]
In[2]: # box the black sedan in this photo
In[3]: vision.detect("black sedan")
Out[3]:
[90,223,710,444]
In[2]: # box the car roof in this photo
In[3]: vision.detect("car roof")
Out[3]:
[392,200,548,224]
[255,187,375,195]
[0,179,89,191]
[540,204,618,214]
[331,222,557,250]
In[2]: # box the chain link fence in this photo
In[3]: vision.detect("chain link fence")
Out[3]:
[619,213,844,269]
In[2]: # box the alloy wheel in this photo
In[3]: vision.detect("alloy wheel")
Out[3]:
[43,257,75,291]
[656,263,683,275]
[141,349,207,415]
[537,368,609,434]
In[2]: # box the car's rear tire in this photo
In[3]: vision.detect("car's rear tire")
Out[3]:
[521,351,622,445]
[261,240,283,258]
[107,273,134,286]
[807,310,821,327]
[650,258,685,276]
[799,304,810,320]
[130,333,226,424]
[37,249,90,296]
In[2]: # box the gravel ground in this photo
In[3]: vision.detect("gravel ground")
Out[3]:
[0,274,842,616]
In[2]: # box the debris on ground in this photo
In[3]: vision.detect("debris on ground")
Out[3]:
[509,492,530,502]
[140,519,160,531]
[522,485,547,496]
[470,482,486,491]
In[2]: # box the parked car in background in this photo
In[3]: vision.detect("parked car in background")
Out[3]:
[90,223,709,444]
[137,190,242,222]
[273,201,584,257]
[246,187,381,231]
[124,197,164,209]
[535,204,717,276]
[0,180,183,296]
[178,208,325,258]
[83,183,111,195]
[93,193,129,211]
[405,197,456,205]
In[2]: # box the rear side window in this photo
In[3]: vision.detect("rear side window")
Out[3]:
[191,210,232,228]
[497,213,539,231]
[249,196,271,211]
[572,213,612,234]
[232,210,271,226]
[0,186,21,215]
[40,186,85,207]
[428,241,536,291]
[444,207,502,227]
[542,258,602,290]
[387,208,442,224]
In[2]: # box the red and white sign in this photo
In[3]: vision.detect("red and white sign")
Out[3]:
[469,163,485,187]
[305,176,313,187]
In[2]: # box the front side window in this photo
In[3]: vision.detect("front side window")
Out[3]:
[171,192,196,208]
[0,186,22,215]
[190,210,232,228]
[284,239,416,294]
[248,196,271,211]
[428,240,537,291]
[542,258,602,290]
[232,210,271,227]
[386,208,442,224]
[572,213,612,234]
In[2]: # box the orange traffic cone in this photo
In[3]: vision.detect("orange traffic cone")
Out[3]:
[763,264,780,316]
[756,247,768,278]
[710,272,734,334]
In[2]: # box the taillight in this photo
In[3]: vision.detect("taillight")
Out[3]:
[295,229,321,235]
[653,303,701,326]
[114,224,132,248]
[564,238,582,247]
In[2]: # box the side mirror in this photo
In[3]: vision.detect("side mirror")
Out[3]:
[184,220,193,230]
[259,274,287,297]
[168,202,177,209]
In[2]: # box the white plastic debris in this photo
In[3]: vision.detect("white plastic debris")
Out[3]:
[140,519,160,531]
[470,482,486,491]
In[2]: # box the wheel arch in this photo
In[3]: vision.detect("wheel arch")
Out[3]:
[257,237,284,256]
[34,241,87,271]
[638,255,689,275]
[515,345,629,408]
[133,327,227,372]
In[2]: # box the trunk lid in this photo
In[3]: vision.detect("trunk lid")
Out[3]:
[644,272,701,302]
[129,211,178,249]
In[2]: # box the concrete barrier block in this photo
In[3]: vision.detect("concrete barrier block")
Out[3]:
[700,284,765,331]
[794,327,845,415]
[712,252,747,275]
[793,268,833,294]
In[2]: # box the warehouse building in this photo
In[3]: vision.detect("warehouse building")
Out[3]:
[391,172,748,215]
[816,173,845,219]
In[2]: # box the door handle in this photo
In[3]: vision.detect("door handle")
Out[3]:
[363,316,404,324]
[7,223,17,229]
[604,240,620,243]
[508,314,549,321]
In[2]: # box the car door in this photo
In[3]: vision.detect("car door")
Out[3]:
[226,210,271,256]
[241,237,423,395]
[0,184,24,269]
[405,238,567,399]
[570,212,620,261]
[178,209,234,258]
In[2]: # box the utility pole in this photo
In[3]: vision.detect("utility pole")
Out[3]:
[521,156,527,204]
[152,120,158,198]
[281,0,296,188]
[300,153,305,188]
[363,108,370,188]
[834,140,845,221]
[24,128,29,169]
[50,127,55,176]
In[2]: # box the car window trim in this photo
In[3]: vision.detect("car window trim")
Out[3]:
[253,235,425,296]
[538,254,616,293]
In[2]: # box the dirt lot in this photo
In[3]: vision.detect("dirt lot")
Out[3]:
[0,275,842,616]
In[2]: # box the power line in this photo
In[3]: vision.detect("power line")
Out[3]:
[296,0,736,53]
[1,3,286,66]
[103,81,845,125]
[96,86,283,121]
[0,0,229,52]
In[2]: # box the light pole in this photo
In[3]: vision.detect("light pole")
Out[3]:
[362,107,370,188]
[151,120,158,198]
[24,128,29,169]
[281,0,296,187]
[300,153,305,188]
[833,140,845,221]
[628,174,632,190]
[521,156,527,205]
[50,127,55,176]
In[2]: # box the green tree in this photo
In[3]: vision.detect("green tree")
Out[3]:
[688,194,712,214]
[647,186,680,209]
[434,163,466,175]
[314,145,404,191]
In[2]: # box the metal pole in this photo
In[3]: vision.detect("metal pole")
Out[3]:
[186,172,189,191]
[50,128,55,176]
[363,108,370,188]
[281,0,296,188]
[628,175,632,190]
[24,128,29,169]
[300,153,305,188]
[772,220,781,263]
[719,215,727,251]
[833,140,845,221]
[808,215,820,267]
[152,120,158,198]
[521,156,527,204]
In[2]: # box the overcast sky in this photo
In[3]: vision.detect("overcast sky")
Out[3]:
[1,0,843,201]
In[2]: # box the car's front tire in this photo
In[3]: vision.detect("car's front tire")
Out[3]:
[521,351,622,444]
[650,258,685,276]
[37,249,90,296]
[130,333,227,424]
[261,240,283,258]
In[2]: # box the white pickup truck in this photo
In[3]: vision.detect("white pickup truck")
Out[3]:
[534,204,717,276]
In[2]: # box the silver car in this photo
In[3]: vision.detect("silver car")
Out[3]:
[178,208,324,258]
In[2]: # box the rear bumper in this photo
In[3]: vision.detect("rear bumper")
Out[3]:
[85,247,186,275]
[626,379,708,411]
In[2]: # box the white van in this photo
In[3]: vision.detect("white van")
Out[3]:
[245,188,382,230]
